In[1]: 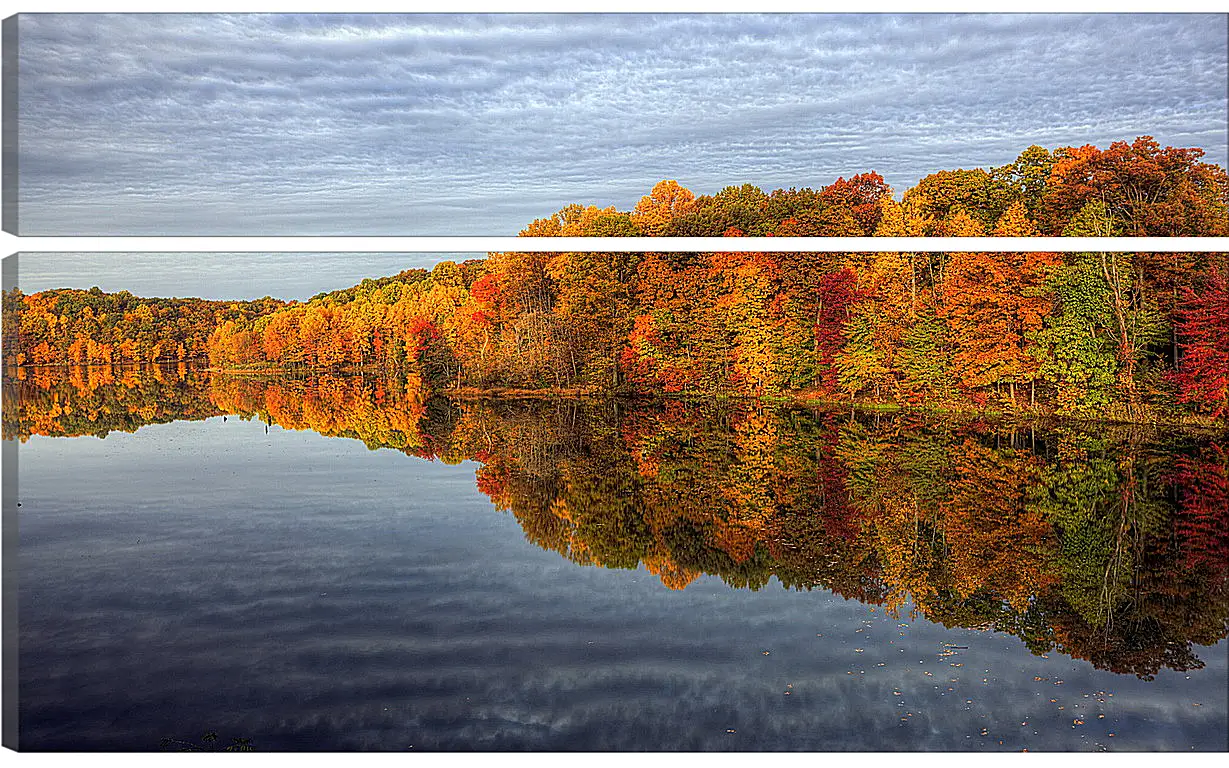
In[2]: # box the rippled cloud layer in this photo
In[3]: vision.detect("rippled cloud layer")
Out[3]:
[15,13,1229,234]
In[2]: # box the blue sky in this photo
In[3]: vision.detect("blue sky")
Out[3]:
[14,13,1229,235]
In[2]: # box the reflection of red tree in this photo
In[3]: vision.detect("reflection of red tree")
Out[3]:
[814,419,861,540]
[711,520,758,565]
[474,466,509,507]
[941,439,1056,612]
[1172,443,1229,577]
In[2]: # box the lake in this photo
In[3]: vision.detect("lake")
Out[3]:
[4,366,1227,751]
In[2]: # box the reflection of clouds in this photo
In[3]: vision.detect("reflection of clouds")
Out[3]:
[16,13,1229,234]
[17,419,1228,750]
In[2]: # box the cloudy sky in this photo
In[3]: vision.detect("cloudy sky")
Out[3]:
[12,252,463,299]
[14,13,1229,235]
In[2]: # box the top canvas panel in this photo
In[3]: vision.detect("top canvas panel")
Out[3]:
[5,13,1227,236]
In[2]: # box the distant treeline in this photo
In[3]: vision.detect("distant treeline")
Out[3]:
[1,287,284,367]
[4,243,1228,423]
[520,137,1227,238]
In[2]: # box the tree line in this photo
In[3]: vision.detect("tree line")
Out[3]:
[2,287,284,367]
[210,240,1229,424]
[5,243,1227,423]
[526,137,1227,238]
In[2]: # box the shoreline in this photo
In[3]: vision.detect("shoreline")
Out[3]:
[5,362,1225,432]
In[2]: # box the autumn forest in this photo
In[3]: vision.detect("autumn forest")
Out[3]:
[5,243,1228,425]
[4,138,1229,425]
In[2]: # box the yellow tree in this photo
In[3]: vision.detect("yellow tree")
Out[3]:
[994,202,1059,405]
[631,180,697,236]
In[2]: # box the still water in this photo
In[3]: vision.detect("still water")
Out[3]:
[5,366,1228,751]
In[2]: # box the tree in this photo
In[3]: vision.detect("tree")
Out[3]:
[991,144,1056,218]
[813,268,859,391]
[1031,255,1121,416]
[630,180,696,236]
[1039,136,1229,236]
[905,168,1011,232]
[819,171,892,235]
[1171,267,1229,418]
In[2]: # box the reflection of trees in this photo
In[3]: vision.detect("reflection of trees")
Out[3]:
[461,400,1229,679]
[6,366,1227,678]
[208,373,436,458]
[3,364,221,441]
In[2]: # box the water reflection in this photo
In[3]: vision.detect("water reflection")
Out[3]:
[6,364,1228,682]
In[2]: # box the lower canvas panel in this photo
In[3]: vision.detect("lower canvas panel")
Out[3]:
[1,251,1227,751]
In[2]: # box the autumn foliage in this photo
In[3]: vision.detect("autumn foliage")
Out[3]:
[3,137,1226,424]
[519,137,1226,238]
[6,246,1228,424]
[1170,267,1229,418]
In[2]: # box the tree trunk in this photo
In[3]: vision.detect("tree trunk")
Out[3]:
[909,253,918,318]
[1172,283,1179,366]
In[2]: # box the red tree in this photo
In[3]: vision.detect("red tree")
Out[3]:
[814,268,860,391]
[820,172,892,235]
[1171,267,1229,418]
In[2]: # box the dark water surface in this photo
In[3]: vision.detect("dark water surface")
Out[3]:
[6,367,1228,751]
